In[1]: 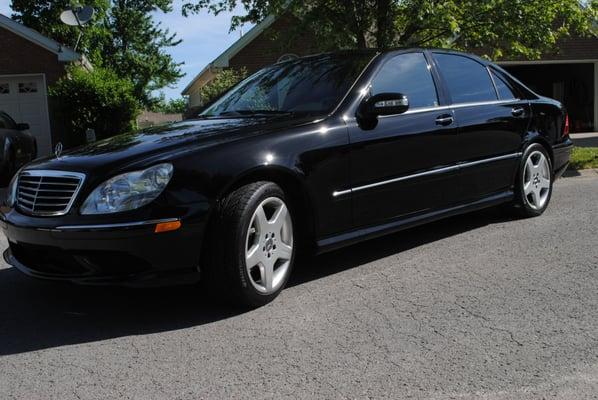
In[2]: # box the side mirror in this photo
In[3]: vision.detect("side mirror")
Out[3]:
[16,123,29,131]
[358,93,409,120]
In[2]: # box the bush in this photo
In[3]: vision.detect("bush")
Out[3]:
[50,66,141,147]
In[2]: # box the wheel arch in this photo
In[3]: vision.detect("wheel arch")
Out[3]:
[524,134,554,166]
[215,165,317,250]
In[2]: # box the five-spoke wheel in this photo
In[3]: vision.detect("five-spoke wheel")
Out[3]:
[523,150,551,210]
[245,197,293,294]
[207,181,296,308]
[514,143,553,217]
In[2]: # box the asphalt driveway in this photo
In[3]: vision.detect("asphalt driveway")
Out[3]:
[0,175,597,399]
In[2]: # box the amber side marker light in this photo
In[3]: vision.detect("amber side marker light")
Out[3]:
[155,220,181,233]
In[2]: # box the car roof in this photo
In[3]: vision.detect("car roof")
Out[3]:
[287,48,491,66]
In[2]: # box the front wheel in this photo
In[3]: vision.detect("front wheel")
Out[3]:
[513,143,553,217]
[207,181,295,308]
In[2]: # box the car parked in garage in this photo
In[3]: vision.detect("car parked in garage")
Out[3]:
[1,49,572,307]
[0,110,37,185]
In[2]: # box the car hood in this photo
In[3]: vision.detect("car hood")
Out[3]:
[25,116,316,173]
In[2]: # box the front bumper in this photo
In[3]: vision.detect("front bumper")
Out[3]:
[1,211,207,286]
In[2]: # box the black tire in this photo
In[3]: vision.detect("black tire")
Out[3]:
[205,181,295,308]
[512,143,553,218]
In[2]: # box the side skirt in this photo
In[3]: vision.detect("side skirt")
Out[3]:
[316,191,514,254]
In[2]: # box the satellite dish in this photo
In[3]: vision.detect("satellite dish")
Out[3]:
[60,6,94,27]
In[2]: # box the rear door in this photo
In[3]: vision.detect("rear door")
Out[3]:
[346,51,461,228]
[432,52,528,202]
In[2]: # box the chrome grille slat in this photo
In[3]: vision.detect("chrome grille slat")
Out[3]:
[16,170,85,216]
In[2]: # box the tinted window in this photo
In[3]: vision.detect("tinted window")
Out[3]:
[490,70,517,100]
[0,114,7,129]
[434,53,497,104]
[371,53,438,109]
[201,54,374,117]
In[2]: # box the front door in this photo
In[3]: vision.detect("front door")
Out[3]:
[345,52,462,228]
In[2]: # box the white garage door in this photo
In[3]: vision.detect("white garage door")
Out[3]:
[0,75,52,156]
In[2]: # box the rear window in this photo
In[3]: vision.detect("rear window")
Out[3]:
[490,70,517,100]
[434,53,498,104]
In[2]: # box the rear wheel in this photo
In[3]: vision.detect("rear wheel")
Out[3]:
[513,143,553,217]
[207,181,295,308]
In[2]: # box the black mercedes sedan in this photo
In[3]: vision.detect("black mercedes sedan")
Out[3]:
[1,49,572,307]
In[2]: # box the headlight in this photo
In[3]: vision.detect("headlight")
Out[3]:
[80,163,173,215]
[5,173,18,208]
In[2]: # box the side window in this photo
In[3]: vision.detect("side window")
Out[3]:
[434,53,497,104]
[0,114,7,129]
[371,53,439,109]
[490,70,517,100]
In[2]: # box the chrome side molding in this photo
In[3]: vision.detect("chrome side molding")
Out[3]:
[333,152,522,197]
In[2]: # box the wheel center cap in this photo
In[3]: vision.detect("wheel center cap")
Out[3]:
[265,238,274,252]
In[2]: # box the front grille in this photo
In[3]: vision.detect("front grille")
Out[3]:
[17,170,85,216]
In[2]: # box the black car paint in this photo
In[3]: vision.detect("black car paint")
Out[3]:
[1,49,572,285]
[0,111,37,182]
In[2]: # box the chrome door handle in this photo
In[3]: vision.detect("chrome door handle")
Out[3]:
[436,115,454,126]
[512,107,525,117]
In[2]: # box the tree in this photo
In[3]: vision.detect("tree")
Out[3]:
[152,96,188,114]
[199,68,248,108]
[102,0,184,106]
[11,0,184,106]
[182,0,597,59]
[49,66,140,147]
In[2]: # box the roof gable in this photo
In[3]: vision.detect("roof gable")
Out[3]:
[0,13,80,62]
[182,14,279,95]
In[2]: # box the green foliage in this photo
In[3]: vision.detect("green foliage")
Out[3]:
[199,68,248,107]
[152,96,188,114]
[102,0,184,105]
[49,67,141,147]
[11,0,184,106]
[10,0,111,62]
[182,0,597,59]
[570,147,598,170]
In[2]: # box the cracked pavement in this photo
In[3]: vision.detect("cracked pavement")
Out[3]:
[0,175,597,399]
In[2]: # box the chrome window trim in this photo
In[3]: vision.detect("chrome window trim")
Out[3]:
[54,218,180,232]
[18,169,86,216]
[332,152,522,197]
[376,99,520,119]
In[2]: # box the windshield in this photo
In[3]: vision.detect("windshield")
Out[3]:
[200,53,374,118]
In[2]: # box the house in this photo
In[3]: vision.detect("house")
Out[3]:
[182,14,319,116]
[0,13,88,156]
[183,15,598,133]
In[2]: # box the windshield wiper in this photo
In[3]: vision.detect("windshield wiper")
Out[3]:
[217,110,294,117]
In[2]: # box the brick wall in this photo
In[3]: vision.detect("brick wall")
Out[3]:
[228,15,322,74]
[0,28,66,85]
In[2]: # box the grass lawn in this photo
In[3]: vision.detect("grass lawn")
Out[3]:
[569,147,598,170]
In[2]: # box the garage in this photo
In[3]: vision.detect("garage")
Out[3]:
[0,14,83,157]
[503,61,597,133]
[0,74,52,155]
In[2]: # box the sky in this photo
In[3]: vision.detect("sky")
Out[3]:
[0,0,250,100]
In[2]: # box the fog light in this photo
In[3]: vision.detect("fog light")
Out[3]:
[154,220,181,233]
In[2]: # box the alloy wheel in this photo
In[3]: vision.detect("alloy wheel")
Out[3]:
[523,150,551,210]
[245,197,294,294]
